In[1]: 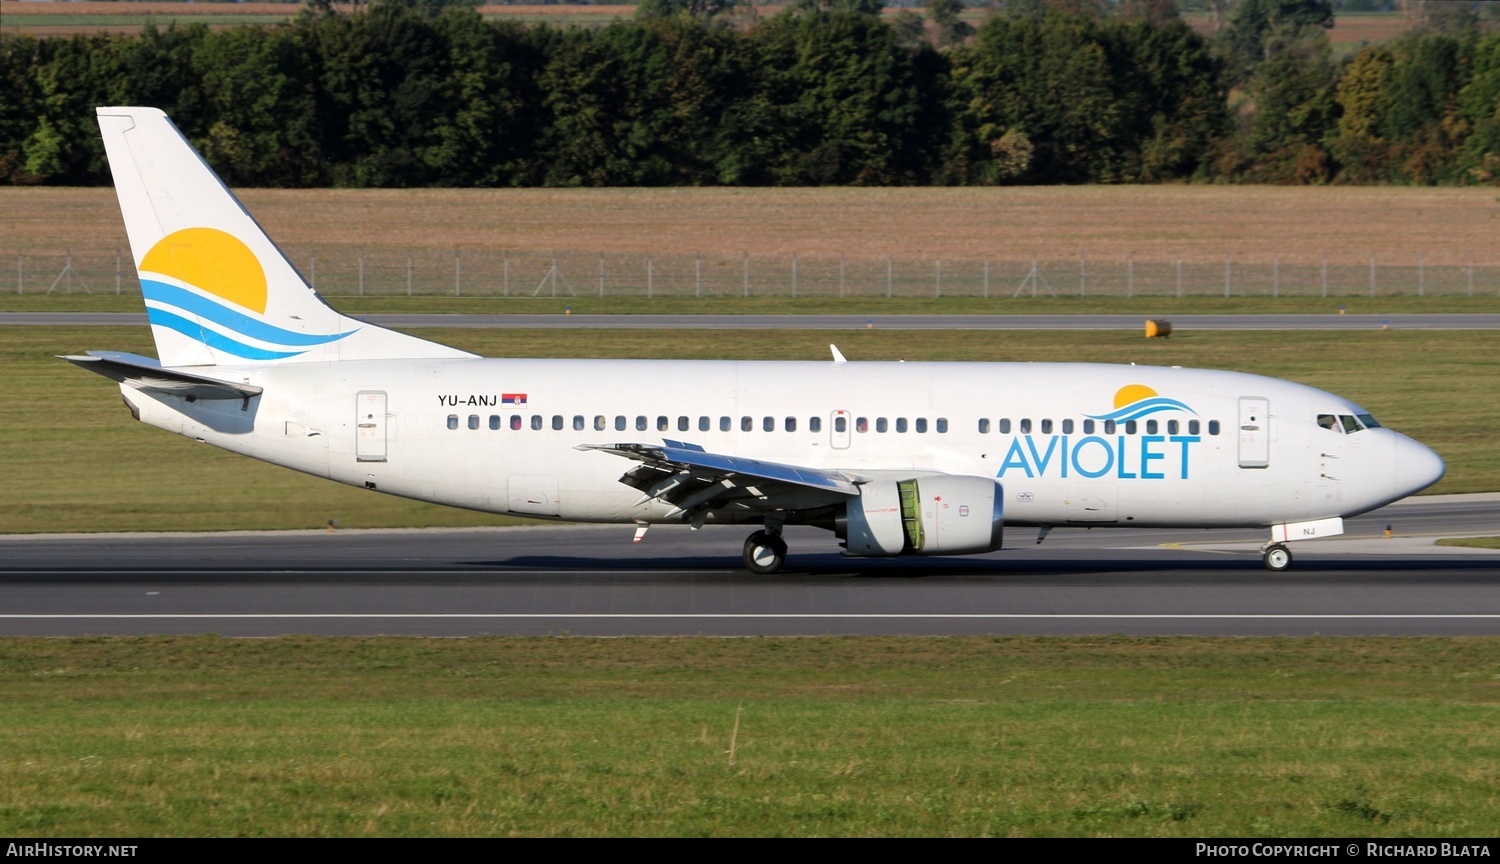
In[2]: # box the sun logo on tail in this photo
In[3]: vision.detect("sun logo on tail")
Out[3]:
[139,227,354,361]
[1086,384,1197,422]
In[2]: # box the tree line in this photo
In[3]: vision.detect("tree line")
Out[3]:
[2,0,1499,187]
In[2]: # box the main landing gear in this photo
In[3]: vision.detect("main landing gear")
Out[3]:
[1261,542,1293,572]
[743,529,788,575]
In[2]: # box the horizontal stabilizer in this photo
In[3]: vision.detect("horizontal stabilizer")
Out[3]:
[60,351,262,400]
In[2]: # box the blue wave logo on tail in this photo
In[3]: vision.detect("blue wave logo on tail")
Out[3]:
[139,227,355,360]
[1086,384,1197,422]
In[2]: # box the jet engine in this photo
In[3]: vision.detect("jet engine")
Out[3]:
[840,475,1003,557]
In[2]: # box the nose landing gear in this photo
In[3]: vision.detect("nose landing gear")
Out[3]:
[743,529,788,574]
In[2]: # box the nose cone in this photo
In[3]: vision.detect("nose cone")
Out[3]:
[1394,436,1445,498]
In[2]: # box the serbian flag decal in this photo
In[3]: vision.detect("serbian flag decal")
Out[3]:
[502,393,527,406]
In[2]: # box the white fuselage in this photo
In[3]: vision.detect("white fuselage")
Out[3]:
[118,358,1443,533]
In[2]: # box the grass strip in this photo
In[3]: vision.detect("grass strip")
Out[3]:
[1436,537,1500,549]
[0,635,1496,837]
[5,326,1496,534]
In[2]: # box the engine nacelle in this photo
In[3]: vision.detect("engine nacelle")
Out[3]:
[842,475,1003,557]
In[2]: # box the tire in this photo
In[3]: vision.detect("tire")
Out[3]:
[1263,544,1292,572]
[743,531,788,575]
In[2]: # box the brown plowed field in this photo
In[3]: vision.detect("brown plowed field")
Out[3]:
[3,185,1496,265]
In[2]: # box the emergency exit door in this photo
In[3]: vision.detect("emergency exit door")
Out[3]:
[1238,396,1269,468]
[356,391,388,462]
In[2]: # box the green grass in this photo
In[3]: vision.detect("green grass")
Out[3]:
[0,636,1496,837]
[7,293,1500,316]
[1437,537,1500,549]
[6,325,1497,533]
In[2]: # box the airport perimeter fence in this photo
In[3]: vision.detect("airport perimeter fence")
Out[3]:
[10,247,1500,300]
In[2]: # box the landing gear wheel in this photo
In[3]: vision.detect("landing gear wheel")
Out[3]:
[743,530,788,575]
[1263,543,1293,572]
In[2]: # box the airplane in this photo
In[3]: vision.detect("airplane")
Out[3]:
[66,106,1447,574]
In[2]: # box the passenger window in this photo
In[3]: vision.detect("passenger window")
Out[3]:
[489,415,501,431]
[468,415,479,430]
[615,415,626,432]
[742,416,753,432]
[595,415,607,431]
[1083,419,1095,434]
[1104,420,1116,434]
[999,419,1011,434]
[978,418,990,434]
[877,418,888,433]
[720,416,731,432]
[573,415,585,431]
[1188,420,1200,435]
[1124,420,1137,435]
[1167,420,1178,435]
[810,417,822,433]
[678,416,690,432]
[657,416,669,432]
[763,417,774,432]
[511,415,522,430]
[915,418,928,433]
[1062,419,1073,434]
[636,416,647,432]
[1040,419,1052,434]
[857,417,869,433]
[937,418,948,433]
[896,418,908,433]
[447,414,459,430]
[1146,420,1158,435]
[531,415,543,431]
[785,417,797,432]
[1208,420,1220,436]
[834,416,847,433]
[1019,419,1031,434]
[699,416,710,432]
[552,415,564,431]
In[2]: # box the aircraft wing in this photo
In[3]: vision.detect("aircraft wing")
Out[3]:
[577,439,859,519]
[60,351,263,401]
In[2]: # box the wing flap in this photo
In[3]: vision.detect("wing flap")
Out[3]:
[61,351,263,400]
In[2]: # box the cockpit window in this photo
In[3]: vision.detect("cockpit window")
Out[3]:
[1339,414,1363,434]
[1357,413,1382,429]
[1317,414,1340,432]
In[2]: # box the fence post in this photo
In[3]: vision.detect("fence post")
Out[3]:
[407,256,412,297]
[358,253,364,297]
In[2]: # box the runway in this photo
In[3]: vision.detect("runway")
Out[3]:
[3,495,1498,638]
[7,312,1500,330]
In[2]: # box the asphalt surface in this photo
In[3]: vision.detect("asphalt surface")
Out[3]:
[2,495,1497,637]
[8,312,1500,330]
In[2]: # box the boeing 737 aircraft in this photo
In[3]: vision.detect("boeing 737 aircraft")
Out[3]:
[67,107,1446,574]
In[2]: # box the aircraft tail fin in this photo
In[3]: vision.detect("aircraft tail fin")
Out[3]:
[95,107,475,367]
